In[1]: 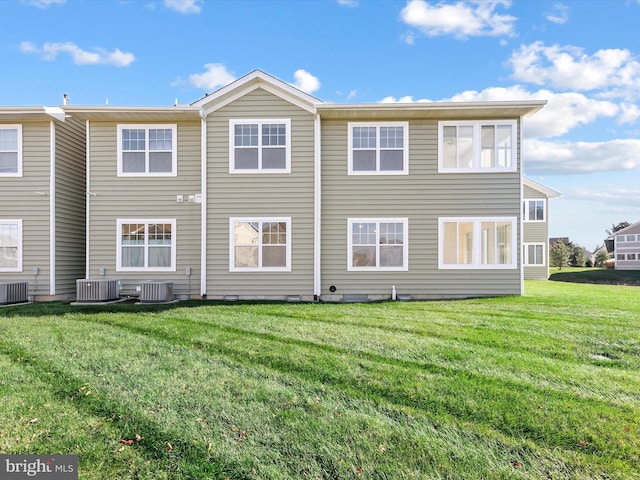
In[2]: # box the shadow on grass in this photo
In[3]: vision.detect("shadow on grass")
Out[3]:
[549,268,640,286]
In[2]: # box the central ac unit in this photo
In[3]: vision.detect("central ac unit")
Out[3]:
[76,278,119,302]
[0,281,29,305]
[140,281,174,303]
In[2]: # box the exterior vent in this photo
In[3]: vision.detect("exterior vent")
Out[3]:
[76,278,119,303]
[0,281,29,305]
[140,281,174,303]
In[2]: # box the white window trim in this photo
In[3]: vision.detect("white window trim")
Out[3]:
[0,125,23,177]
[229,119,291,174]
[116,219,177,272]
[348,122,409,175]
[347,218,409,271]
[0,219,22,272]
[229,217,292,272]
[523,198,547,222]
[438,216,518,269]
[117,124,177,177]
[438,120,517,173]
[523,242,546,266]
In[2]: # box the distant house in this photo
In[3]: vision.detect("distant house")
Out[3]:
[613,221,640,270]
[523,178,561,280]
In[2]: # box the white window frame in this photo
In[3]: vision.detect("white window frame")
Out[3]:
[523,242,546,266]
[116,219,177,272]
[0,125,22,177]
[348,122,409,175]
[229,119,291,174]
[347,218,409,271]
[0,219,22,272]
[523,199,546,222]
[438,120,517,173]
[229,217,292,272]
[117,124,177,177]
[438,217,518,269]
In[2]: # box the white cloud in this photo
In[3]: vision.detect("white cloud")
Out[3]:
[187,63,235,90]
[337,0,358,6]
[22,0,66,7]
[19,41,135,67]
[545,3,569,24]
[508,42,640,99]
[164,0,202,14]
[292,69,321,94]
[400,0,517,40]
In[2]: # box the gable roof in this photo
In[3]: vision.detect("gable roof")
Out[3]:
[0,106,66,123]
[523,177,562,198]
[191,70,321,115]
[614,221,640,236]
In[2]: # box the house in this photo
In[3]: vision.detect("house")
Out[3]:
[613,221,640,270]
[522,178,561,280]
[62,70,546,301]
[0,106,86,301]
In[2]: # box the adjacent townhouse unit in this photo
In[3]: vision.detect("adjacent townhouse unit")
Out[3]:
[0,107,86,302]
[522,177,561,280]
[61,70,546,302]
[613,221,640,270]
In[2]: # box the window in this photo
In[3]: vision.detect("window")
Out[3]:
[439,217,517,269]
[117,125,176,176]
[438,121,516,172]
[230,119,291,173]
[628,253,637,260]
[0,126,22,176]
[117,220,176,271]
[348,218,408,271]
[523,243,545,266]
[230,217,291,271]
[617,254,626,261]
[523,199,546,222]
[0,220,22,272]
[626,235,637,242]
[348,122,409,174]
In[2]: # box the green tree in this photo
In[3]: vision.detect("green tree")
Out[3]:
[570,245,587,267]
[607,221,631,236]
[550,241,571,269]
[594,250,609,267]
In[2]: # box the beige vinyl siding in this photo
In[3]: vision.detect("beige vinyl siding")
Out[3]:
[0,122,52,297]
[523,183,549,280]
[321,118,522,299]
[87,121,202,297]
[205,88,315,299]
[54,117,86,296]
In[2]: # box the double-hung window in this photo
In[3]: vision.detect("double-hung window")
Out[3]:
[230,217,291,271]
[439,217,517,269]
[348,218,408,271]
[0,220,22,272]
[439,120,517,172]
[523,243,545,266]
[117,125,177,176]
[348,122,409,174]
[230,119,291,173]
[0,125,22,176]
[117,220,176,271]
[523,199,546,222]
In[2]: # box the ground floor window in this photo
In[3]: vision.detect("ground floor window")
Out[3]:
[0,219,21,271]
[116,219,176,271]
[230,217,291,272]
[348,218,408,271]
[523,243,545,266]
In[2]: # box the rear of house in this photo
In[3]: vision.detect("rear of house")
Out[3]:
[614,221,640,270]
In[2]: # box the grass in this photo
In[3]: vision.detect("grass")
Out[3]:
[549,267,640,286]
[1,281,639,479]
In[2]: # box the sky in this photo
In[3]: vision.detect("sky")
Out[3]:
[1,0,639,251]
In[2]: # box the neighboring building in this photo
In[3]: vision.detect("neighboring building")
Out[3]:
[0,107,86,301]
[522,178,561,280]
[613,221,640,270]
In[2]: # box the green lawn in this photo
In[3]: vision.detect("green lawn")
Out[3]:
[1,281,639,479]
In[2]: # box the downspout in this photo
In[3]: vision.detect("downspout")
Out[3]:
[49,121,56,296]
[200,110,207,298]
[519,115,524,296]
[85,120,91,279]
[313,111,321,300]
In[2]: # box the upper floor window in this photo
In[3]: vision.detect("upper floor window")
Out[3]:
[0,220,22,272]
[348,122,409,175]
[117,219,176,271]
[618,234,637,242]
[0,126,22,176]
[230,217,291,271]
[439,217,517,269]
[523,199,546,222]
[117,125,177,176]
[348,218,408,271]
[230,119,291,173]
[438,120,516,172]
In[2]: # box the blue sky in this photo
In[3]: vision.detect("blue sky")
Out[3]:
[2,0,639,250]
